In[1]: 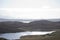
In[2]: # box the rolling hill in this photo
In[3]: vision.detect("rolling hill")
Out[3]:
[0,19,60,33]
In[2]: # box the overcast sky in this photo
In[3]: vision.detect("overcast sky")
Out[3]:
[0,0,60,19]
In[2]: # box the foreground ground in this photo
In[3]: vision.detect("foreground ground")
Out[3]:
[0,30,60,40]
[20,30,60,40]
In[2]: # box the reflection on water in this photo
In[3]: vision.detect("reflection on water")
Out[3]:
[0,31,54,40]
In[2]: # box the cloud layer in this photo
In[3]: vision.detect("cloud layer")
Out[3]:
[0,0,60,19]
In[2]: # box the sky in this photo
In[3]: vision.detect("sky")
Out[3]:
[0,0,60,19]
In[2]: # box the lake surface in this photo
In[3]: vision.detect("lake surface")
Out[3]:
[0,31,54,40]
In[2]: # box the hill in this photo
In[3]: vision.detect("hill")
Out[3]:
[0,19,60,33]
[0,21,25,33]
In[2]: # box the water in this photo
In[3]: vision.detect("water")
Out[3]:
[0,31,54,40]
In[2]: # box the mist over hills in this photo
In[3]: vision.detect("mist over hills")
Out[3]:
[0,18,60,33]
[0,18,60,22]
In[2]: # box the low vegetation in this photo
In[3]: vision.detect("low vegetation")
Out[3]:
[20,31,60,40]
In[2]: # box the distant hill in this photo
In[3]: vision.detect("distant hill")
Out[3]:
[0,18,60,33]
[46,19,60,22]
[26,20,60,31]
[0,18,60,22]
[0,21,25,33]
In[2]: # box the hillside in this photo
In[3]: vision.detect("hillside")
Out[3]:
[0,19,60,33]
[24,20,60,31]
[0,21,25,33]
[20,31,60,40]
